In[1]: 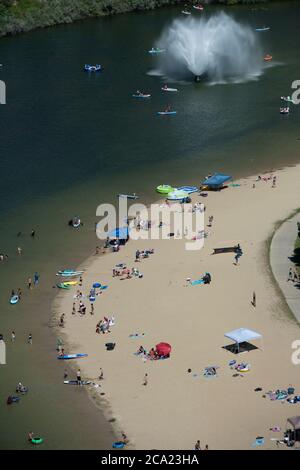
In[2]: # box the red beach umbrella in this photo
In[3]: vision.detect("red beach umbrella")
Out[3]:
[156,342,172,356]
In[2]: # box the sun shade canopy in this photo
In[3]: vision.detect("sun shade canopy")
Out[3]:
[224,328,262,344]
[202,173,232,188]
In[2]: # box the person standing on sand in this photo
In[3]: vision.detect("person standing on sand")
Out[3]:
[28,277,32,289]
[99,368,104,380]
[11,331,16,342]
[17,288,22,299]
[77,368,82,385]
[72,303,76,315]
[17,247,22,255]
[288,267,293,282]
[194,440,201,450]
[34,272,39,286]
[252,291,256,308]
[28,334,32,345]
[31,230,36,238]
[90,303,94,315]
[293,268,299,283]
[143,373,148,386]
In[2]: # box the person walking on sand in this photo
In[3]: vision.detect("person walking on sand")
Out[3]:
[194,440,201,450]
[17,247,22,255]
[142,373,148,386]
[17,288,22,299]
[11,331,16,342]
[28,277,32,289]
[28,334,32,345]
[31,230,36,238]
[252,291,256,308]
[99,368,104,380]
[28,431,34,443]
[288,267,293,282]
[72,303,76,315]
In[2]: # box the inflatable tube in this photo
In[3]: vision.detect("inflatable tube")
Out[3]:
[31,437,43,445]
[156,185,173,194]
[10,295,19,305]
[112,441,125,449]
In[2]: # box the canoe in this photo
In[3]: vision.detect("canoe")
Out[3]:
[10,295,19,305]
[132,94,151,99]
[157,111,177,115]
[57,354,88,360]
[156,185,174,194]
[161,87,178,92]
[64,380,91,385]
[118,194,139,199]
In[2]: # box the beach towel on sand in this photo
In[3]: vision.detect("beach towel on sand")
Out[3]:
[191,279,204,286]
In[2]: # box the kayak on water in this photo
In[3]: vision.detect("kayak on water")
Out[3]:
[64,380,92,385]
[10,295,19,305]
[57,354,88,360]
[255,27,270,32]
[193,4,204,10]
[148,47,165,54]
[157,111,177,115]
[132,93,151,99]
[264,54,273,61]
[118,194,139,199]
[182,10,191,15]
[161,86,178,92]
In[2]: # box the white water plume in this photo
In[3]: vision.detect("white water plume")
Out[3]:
[154,12,263,84]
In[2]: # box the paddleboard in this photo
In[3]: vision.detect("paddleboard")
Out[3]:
[62,281,78,286]
[161,87,178,92]
[10,295,19,305]
[57,354,88,360]
[157,111,177,116]
[132,94,151,99]
[64,380,91,385]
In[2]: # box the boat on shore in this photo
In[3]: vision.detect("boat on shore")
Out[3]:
[57,353,88,360]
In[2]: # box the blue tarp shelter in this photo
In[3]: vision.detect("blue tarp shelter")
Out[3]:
[108,227,129,240]
[202,173,232,189]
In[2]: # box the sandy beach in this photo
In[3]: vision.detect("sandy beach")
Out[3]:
[53,164,300,450]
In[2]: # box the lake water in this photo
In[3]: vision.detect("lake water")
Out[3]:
[0,1,300,449]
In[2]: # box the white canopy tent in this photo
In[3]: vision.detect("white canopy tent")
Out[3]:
[224,328,263,353]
